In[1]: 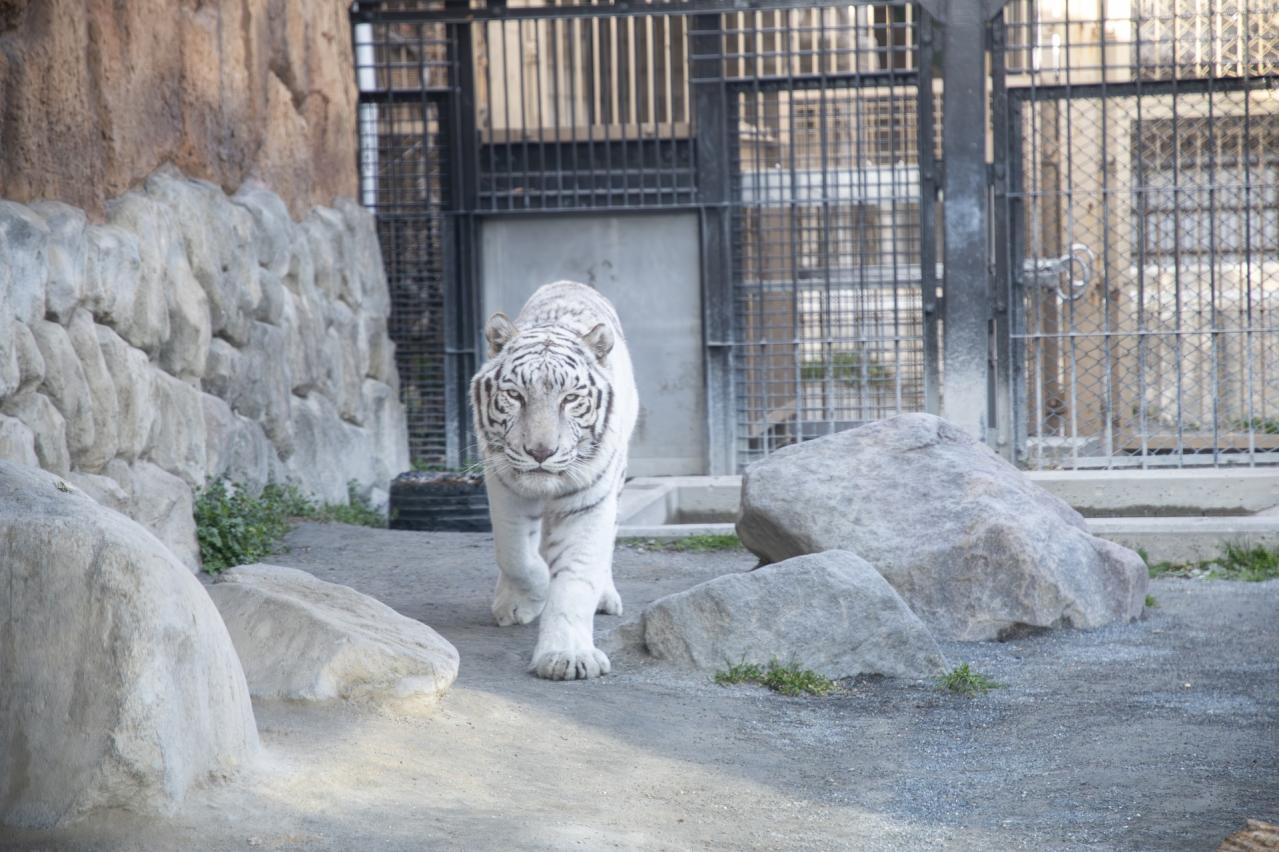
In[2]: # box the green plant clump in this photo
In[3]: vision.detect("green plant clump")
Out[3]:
[937,663,1005,697]
[1145,594,1159,608]
[799,350,894,386]
[307,483,385,527]
[1137,543,1279,582]
[196,480,384,573]
[714,660,839,697]
[669,533,743,552]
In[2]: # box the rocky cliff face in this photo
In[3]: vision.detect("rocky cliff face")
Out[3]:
[0,167,409,569]
[0,0,357,220]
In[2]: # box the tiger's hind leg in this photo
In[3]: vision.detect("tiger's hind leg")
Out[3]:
[486,475,549,627]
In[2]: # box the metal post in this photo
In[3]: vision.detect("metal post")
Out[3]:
[691,13,736,475]
[446,17,481,469]
[940,0,992,440]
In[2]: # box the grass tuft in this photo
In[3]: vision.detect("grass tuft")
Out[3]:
[1145,594,1159,608]
[937,663,1005,697]
[714,660,839,697]
[622,534,743,552]
[668,533,743,552]
[195,479,383,574]
[1136,543,1279,582]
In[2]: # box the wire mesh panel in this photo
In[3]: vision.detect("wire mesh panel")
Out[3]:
[355,17,453,467]
[996,0,1279,468]
[725,5,938,466]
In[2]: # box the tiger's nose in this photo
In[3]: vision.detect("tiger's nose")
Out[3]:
[526,444,555,463]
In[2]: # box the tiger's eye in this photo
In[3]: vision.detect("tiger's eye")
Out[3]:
[563,393,579,404]
[504,389,524,404]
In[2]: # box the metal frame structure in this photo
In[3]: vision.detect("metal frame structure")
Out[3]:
[353,0,1279,472]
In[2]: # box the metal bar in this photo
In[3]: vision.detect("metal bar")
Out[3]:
[691,11,736,474]
[939,0,991,440]
[917,8,940,416]
[446,19,482,468]
[354,0,916,25]
[1005,74,1269,103]
[990,9,1013,458]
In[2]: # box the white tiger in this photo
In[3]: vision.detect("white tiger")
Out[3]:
[470,281,638,680]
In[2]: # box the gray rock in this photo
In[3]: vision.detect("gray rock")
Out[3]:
[66,310,119,472]
[0,328,18,402]
[208,563,459,708]
[287,392,370,505]
[96,325,156,461]
[107,190,210,378]
[112,460,201,571]
[144,169,258,346]
[65,469,130,515]
[337,198,390,319]
[737,413,1149,641]
[642,551,947,679]
[233,182,294,279]
[364,315,398,389]
[82,224,142,337]
[363,379,410,483]
[278,286,326,395]
[146,371,208,489]
[202,393,275,490]
[31,201,87,324]
[104,193,171,354]
[0,414,38,467]
[302,210,343,302]
[0,200,49,325]
[11,321,44,395]
[0,393,69,475]
[0,461,258,828]
[30,319,95,464]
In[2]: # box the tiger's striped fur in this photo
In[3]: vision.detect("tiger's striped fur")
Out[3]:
[470,281,638,680]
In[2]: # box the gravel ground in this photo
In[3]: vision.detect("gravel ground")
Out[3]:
[4,523,1277,851]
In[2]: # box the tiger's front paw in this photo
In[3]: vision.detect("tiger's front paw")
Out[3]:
[492,576,547,626]
[531,645,611,680]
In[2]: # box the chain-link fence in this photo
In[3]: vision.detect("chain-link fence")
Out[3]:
[995,0,1279,468]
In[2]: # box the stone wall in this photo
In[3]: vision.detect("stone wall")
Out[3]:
[0,167,409,568]
[0,0,357,220]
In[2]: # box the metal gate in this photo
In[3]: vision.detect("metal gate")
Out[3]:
[723,5,939,468]
[994,0,1279,469]
[353,0,938,473]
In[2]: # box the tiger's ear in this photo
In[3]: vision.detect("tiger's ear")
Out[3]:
[581,323,614,362]
[485,312,517,355]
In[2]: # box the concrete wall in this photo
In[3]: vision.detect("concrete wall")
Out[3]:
[480,212,708,476]
[0,167,409,569]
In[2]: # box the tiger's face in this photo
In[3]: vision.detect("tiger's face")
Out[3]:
[472,313,615,492]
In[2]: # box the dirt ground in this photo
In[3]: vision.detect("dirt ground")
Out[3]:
[4,523,1277,851]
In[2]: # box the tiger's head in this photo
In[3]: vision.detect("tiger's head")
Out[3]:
[471,312,615,492]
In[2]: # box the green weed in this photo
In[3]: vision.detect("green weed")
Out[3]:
[937,663,1005,697]
[799,350,894,386]
[195,479,383,574]
[1136,543,1279,582]
[714,660,839,697]
[1145,594,1159,608]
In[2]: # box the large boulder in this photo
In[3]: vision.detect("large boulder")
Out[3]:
[642,551,946,679]
[0,461,259,829]
[737,414,1149,641]
[208,564,459,709]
